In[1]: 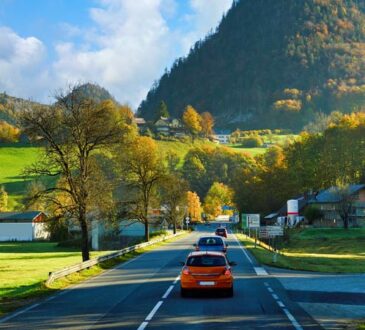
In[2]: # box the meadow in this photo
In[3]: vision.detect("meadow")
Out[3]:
[237,227,365,273]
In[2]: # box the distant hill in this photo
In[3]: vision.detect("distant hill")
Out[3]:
[138,0,365,130]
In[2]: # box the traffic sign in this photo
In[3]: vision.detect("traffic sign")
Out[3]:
[259,226,283,238]
[247,214,260,228]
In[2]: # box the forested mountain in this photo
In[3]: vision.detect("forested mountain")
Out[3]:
[138,0,365,130]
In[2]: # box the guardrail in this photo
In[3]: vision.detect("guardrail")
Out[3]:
[46,231,186,285]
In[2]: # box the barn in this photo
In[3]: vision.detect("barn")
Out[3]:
[0,211,49,241]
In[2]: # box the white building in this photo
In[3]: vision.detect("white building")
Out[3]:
[212,130,231,144]
[0,211,49,241]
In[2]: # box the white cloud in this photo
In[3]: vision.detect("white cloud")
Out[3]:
[0,0,233,107]
[0,27,50,99]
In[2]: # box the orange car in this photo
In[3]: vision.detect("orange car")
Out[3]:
[180,251,235,297]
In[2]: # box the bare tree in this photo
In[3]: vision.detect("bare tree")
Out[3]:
[20,84,130,261]
[332,185,357,229]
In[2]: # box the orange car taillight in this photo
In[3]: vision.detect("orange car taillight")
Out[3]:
[223,267,231,276]
[182,266,190,275]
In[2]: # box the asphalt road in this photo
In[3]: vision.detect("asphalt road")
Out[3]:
[0,222,322,329]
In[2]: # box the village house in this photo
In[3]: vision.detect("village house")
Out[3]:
[0,211,49,241]
[212,130,231,144]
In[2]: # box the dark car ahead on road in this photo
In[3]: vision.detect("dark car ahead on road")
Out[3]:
[194,236,228,253]
[215,227,228,238]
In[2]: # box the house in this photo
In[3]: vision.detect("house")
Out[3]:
[154,117,185,136]
[0,211,49,241]
[212,130,231,144]
[118,217,169,237]
[307,184,365,227]
[134,117,147,133]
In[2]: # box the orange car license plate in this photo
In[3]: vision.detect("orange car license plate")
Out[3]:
[199,281,215,286]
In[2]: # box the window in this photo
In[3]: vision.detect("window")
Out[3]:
[187,256,226,267]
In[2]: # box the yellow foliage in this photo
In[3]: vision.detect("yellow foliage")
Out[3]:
[273,99,302,112]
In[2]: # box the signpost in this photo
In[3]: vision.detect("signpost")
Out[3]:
[259,226,284,238]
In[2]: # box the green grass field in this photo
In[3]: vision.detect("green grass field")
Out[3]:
[0,242,113,300]
[0,232,188,316]
[237,228,365,273]
[0,145,41,209]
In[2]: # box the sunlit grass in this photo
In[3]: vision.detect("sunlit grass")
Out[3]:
[0,232,188,316]
[236,228,365,273]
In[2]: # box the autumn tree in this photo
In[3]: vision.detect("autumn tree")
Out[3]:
[201,112,214,138]
[187,191,201,221]
[182,105,202,142]
[117,136,166,242]
[0,185,8,211]
[20,84,130,261]
[203,182,235,218]
[160,175,189,234]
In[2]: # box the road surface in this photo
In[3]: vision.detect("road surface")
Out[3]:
[0,222,321,329]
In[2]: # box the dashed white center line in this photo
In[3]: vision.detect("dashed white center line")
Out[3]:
[173,275,180,284]
[282,308,303,330]
[277,301,285,308]
[145,301,163,321]
[268,287,274,293]
[137,321,149,330]
[162,285,174,299]
[272,293,279,300]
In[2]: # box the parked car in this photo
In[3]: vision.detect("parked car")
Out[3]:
[180,251,236,297]
[215,227,228,238]
[194,236,228,253]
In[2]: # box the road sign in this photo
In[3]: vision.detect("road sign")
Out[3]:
[259,226,284,238]
[247,214,260,228]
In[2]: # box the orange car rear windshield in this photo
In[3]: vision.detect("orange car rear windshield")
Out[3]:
[187,256,226,267]
[198,238,223,246]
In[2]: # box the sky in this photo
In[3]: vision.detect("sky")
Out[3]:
[0,0,233,109]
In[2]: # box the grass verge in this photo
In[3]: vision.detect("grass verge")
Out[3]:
[0,231,188,317]
[236,228,365,273]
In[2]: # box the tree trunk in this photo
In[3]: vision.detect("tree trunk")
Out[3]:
[145,220,149,242]
[79,213,90,261]
[343,216,349,229]
[173,219,177,235]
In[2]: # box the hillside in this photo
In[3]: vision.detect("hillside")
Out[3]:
[138,0,365,130]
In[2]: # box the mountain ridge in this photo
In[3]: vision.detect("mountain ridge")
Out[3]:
[138,0,365,130]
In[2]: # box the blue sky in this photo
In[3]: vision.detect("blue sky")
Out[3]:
[0,0,233,108]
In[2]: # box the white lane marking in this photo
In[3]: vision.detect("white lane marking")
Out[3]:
[162,285,174,299]
[277,301,285,308]
[282,308,303,330]
[254,267,268,276]
[145,301,163,321]
[233,234,254,265]
[0,303,40,324]
[173,275,180,284]
[264,282,269,287]
[267,287,273,293]
[272,293,279,300]
[137,321,149,330]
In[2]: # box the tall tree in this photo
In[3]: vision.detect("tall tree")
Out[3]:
[203,182,235,218]
[20,84,130,261]
[200,112,215,138]
[182,105,202,142]
[117,136,166,242]
[160,175,189,234]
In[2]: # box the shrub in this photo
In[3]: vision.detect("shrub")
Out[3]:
[241,135,264,148]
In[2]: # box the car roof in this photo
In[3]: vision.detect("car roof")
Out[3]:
[187,251,226,257]
[198,236,223,240]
